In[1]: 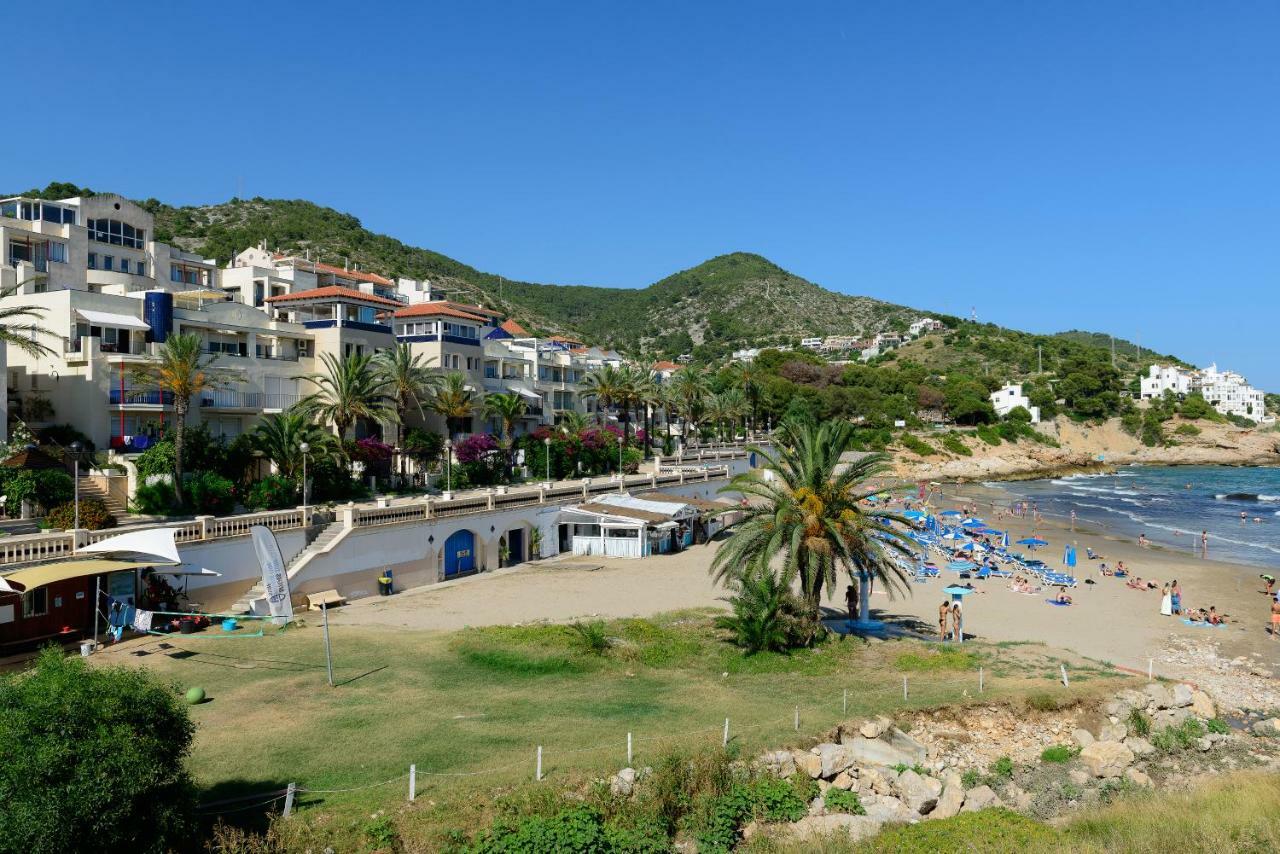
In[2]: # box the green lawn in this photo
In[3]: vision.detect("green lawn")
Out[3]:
[114,610,1128,848]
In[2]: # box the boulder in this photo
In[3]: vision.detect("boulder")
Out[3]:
[831,770,856,790]
[886,727,929,765]
[1079,741,1134,778]
[1251,718,1280,737]
[1072,728,1095,749]
[1153,707,1192,729]
[1124,736,1155,756]
[894,769,942,815]
[931,781,965,819]
[1124,768,1153,788]
[1144,683,1174,710]
[1003,783,1033,811]
[1068,769,1091,787]
[786,813,884,842]
[610,767,636,797]
[1195,737,1213,752]
[859,715,892,739]
[814,742,856,778]
[1171,684,1194,708]
[758,750,796,778]
[1099,723,1127,743]
[1190,690,1216,720]
[808,795,825,816]
[794,751,823,779]
[840,736,918,769]
[960,785,1003,812]
[862,795,919,824]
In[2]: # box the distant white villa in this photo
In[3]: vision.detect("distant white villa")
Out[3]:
[1141,363,1268,422]
[990,383,1040,423]
[800,337,824,350]
[908,317,945,336]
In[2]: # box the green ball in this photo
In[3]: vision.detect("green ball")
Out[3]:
[185,686,206,705]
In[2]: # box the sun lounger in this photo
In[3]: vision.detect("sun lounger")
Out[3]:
[307,589,347,610]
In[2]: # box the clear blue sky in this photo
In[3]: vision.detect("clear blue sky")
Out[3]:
[6,2,1279,387]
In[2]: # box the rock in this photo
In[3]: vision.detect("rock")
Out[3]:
[886,728,929,765]
[1153,707,1192,729]
[1099,723,1127,743]
[1251,718,1280,737]
[1195,737,1213,752]
[1003,783,1033,811]
[1073,728,1095,749]
[894,769,942,815]
[794,751,823,779]
[758,750,796,778]
[741,820,760,841]
[1124,736,1155,756]
[960,785,1003,812]
[1190,690,1216,720]
[863,795,919,824]
[1068,769,1091,786]
[817,780,832,794]
[832,770,856,790]
[814,742,857,778]
[808,796,825,816]
[1171,684,1194,708]
[840,736,917,769]
[931,781,965,819]
[610,767,636,797]
[941,770,962,790]
[1079,741,1135,778]
[1144,683,1174,710]
[786,813,884,842]
[860,721,881,738]
[1124,768,1153,788]
[856,766,895,796]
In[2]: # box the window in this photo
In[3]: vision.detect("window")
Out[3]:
[136,260,145,275]
[48,242,67,263]
[22,587,48,618]
[171,266,182,283]
[87,218,144,248]
[102,256,113,271]
[88,252,97,270]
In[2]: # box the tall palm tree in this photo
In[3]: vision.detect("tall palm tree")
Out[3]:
[709,420,916,616]
[732,362,762,435]
[250,409,341,482]
[580,364,628,428]
[298,352,394,440]
[707,388,746,442]
[669,366,709,447]
[373,344,441,449]
[130,332,232,503]
[556,409,590,436]
[629,368,659,453]
[483,391,527,471]
[0,277,56,358]
[427,371,476,440]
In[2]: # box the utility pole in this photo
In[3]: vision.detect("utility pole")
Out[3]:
[1037,345,1042,374]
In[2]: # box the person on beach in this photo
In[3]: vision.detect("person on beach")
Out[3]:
[1055,590,1073,605]
[1138,533,1148,548]
[1270,598,1280,639]
[1171,579,1182,614]
[1208,606,1227,625]
[1201,530,1209,557]
[1262,575,1276,597]
[950,602,962,642]
[1161,583,1173,616]
[938,600,949,640]
[845,584,858,622]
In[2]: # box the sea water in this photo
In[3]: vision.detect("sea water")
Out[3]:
[987,466,1280,569]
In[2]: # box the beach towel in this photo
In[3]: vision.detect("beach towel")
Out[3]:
[1045,599,1071,607]
[1181,619,1226,628]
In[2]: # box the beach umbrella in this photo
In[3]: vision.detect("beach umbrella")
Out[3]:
[938,510,962,517]
[1001,531,1010,548]
[960,518,984,526]
[941,531,966,541]
[902,510,926,520]
[1064,545,1077,568]
[1017,537,1048,547]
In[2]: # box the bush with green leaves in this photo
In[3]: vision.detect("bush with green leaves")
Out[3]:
[0,468,74,514]
[468,804,667,853]
[975,425,1002,446]
[134,438,177,479]
[898,432,935,456]
[1040,744,1079,763]
[1151,718,1205,752]
[0,648,196,854]
[565,621,611,656]
[131,481,178,516]
[1127,708,1151,737]
[714,568,821,654]
[45,498,117,531]
[991,756,1014,779]
[244,474,298,510]
[941,433,972,456]
[1174,422,1201,436]
[185,470,236,515]
[824,787,865,815]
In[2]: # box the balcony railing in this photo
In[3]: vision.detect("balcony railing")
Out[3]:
[255,348,300,361]
[109,389,174,405]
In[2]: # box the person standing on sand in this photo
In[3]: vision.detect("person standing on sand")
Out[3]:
[1271,597,1280,640]
[845,583,858,622]
[1201,530,1209,557]
[1160,583,1173,617]
[951,602,963,642]
[939,600,949,640]
[1171,579,1182,615]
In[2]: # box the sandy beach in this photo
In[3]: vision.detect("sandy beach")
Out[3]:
[330,482,1280,685]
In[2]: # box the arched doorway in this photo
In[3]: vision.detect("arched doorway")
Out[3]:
[443,529,476,578]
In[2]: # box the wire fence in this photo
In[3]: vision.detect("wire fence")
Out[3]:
[196,660,1139,821]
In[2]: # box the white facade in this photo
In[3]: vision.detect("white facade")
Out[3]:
[799,337,824,350]
[908,317,944,337]
[990,383,1040,423]
[1141,363,1267,422]
[1140,364,1194,400]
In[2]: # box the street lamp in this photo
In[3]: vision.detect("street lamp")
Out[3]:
[445,438,453,493]
[70,441,83,545]
[299,441,310,512]
[543,436,552,483]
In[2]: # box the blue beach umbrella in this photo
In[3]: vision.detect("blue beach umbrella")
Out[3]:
[1064,545,1077,567]
[902,510,927,520]
[939,510,963,517]
[941,531,967,541]
[1017,537,1048,547]
[1002,531,1010,548]
[961,518,984,526]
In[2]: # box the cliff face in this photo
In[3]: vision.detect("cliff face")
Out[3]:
[894,418,1280,482]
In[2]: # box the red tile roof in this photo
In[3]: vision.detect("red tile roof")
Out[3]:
[501,318,530,336]
[274,254,393,286]
[443,300,501,320]
[652,360,682,372]
[393,302,488,322]
[265,286,401,308]
[549,334,584,345]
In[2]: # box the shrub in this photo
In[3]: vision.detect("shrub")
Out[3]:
[992,756,1014,779]
[0,648,196,853]
[1040,744,1079,763]
[941,433,972,456]
[185,470,235,515]
[824,786,865,815]
[898,433,935,456]
[244,474,298,511]
[975,425,1002,446]
[565,621,611,656]
[714,568,821,653]
[1174,422,1201,436]
[45,498,116,531]
[749,776,809,822]
[135,439,177,479]
[131,482,177,516]
[37,423,95,452]
[961,769,981,789]
[1151,718,1205,752]
[1127,708,1151,737]
[1005,405,1033,423]
[1206,717,1230,735]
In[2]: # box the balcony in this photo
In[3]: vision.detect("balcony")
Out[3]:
[110,389,174,405]
[200,391,262,410]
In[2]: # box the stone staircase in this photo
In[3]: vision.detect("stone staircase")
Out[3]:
[76,476,129,524]
[230,517,349,614]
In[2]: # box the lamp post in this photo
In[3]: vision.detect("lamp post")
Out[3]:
[445,438,453,493]
[544,436,551,483]
[70,441,82,547]
[299,441,310,513]
[618,431,624,475]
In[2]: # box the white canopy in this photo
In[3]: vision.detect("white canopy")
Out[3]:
[79,527,182,565]
[515,388,543,402]
[75,309,151,331]
[591,493,697,520]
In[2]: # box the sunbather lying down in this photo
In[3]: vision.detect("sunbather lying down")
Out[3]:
[1186,607,1229,625]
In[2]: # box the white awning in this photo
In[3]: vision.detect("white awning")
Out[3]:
[75,309,151,331]
[79,527,182,565]
[515,389,543,402]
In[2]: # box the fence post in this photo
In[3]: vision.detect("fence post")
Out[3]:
[536,746,543,781]
[1060,664,1070,688]
[1147,659,1153,681]
[843,689,848,715]
[409,764,416,801]
[196,515,214,540]
[723,717,730,747]
[793,705,799,731]
[627,732,633,764]
[424,499,433,519]
[979,667,984,694]
[282,782,297,817]
[903,676,908,701]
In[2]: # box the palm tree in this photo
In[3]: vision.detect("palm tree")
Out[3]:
[556,409,590,436]
[250,409,340,482]
[483,391,527,471]
[580,364,629,427]
[707,389,746,442]
[732,362,762,436]
[298,352,394,440]
[629,368,660,453]
[669,366,709,447]
[0,277,56,358]
[373,345,441,448]
[427,371,476,440]
[714,566,813,653]
[709,420,917,616]
[130,333,232,503]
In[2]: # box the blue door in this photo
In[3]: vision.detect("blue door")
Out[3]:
[444,530,476,578]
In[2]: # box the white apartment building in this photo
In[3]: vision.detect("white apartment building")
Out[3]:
[800,337,824,350]
[821,335,860,352]
[908,317,944,337]
[1140,363,1267,422]
[990,383,1040,423]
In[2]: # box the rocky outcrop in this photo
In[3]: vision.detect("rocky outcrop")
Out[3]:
[1079,741,1135,778]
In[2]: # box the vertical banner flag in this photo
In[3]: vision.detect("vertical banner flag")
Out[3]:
[251,525,294,625]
